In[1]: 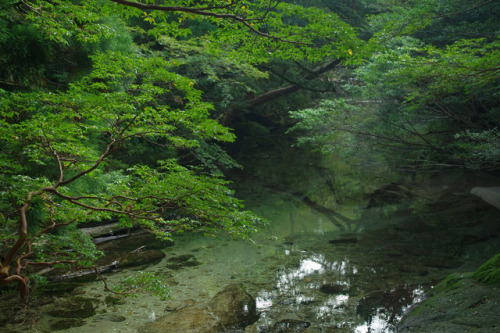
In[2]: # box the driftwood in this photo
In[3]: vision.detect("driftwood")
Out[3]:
[80,222,129,238]
[92,233,130,245]
[47,261,119,282]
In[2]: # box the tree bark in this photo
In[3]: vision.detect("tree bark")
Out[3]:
[221,59,342,125]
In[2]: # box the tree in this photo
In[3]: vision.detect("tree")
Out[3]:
[0,0,364,299]
[290,0,500,171]
[0,51,265,298]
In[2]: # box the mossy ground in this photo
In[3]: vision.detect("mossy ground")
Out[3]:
[473,253,500,285]
[398,254,500,332]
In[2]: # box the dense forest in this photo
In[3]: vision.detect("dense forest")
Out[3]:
[0,0,498,315]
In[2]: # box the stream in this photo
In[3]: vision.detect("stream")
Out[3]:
[2,131,500,333]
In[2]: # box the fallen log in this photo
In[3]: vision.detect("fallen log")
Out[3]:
[46,261,119,282]
[93,234,130,245]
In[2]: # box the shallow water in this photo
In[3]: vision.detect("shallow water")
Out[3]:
[3,134,500,333]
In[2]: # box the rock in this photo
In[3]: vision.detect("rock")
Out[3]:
[271,319,311,332]
[105,295,127,306]
[357,287,419,322]
[50,318,85,331]
[318,284,349,295]
[166,254,201,270]
[471,186,500,210]
[42,282,81,295]
[473,253,500,284]
[140,306,219,333]
[397,270,500,332]
[48,297,96,318]
[95,313,127,322]
[139,284,258,333]
[328,237,357,244]
[209,284,259,329]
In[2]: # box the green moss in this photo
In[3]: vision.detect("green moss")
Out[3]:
[433,272,472,293]
[473,253,500,285]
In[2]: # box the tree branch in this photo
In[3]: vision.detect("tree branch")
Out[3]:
[110,0,312,45]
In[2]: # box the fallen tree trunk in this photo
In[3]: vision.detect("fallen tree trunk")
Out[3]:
[221,59,342,126]
[46,261,119,282]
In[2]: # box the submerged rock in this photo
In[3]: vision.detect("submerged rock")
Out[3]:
[47,297,96,319]
[271,319,311,332]
[166,254,201,270]
[328,237,357,244]
[140,306,218,333]
[50,318,85,331]
[139,284,258,333]
[318,284,349,295]
[210,284,259,328]
[94,313,127,322]
[471,186,500,210]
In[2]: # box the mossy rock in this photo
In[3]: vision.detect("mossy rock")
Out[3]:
[473,253,500,285]
[105,295,127,306]
[319,284,349,295]
[48,297,96,318]
[117,249,166,268]
[51,318,85,331]
[166,254,201,270]
[432,272,473,293]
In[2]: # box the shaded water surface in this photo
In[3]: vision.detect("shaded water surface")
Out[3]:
[2,135,499,332]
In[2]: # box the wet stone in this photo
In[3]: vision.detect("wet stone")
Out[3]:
[48,297,96,319]
[328,237,357,245]
[209,284,259,328]
[50,318,85,331]
[166,254,201,270]
[95,313,127,322]
[141,284,258,333]
[105,295,127,306]
[271,319,311,333]
[318,284,349,295]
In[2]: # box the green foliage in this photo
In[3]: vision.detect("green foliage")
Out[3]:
[289,99,364,155]
[0,2,51,87]
[473,253,500,285]
[291,24,500,170]
[0,48,265,287]
[156,36,269,112]
[368,0,500,45]
[112,271,171,300]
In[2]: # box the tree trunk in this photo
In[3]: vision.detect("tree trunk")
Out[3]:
[221,59,342,126]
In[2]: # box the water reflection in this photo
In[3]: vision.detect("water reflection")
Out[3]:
[254,245,429,332]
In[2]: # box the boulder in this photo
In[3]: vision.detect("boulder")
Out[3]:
[318,284,349,295]
[47,297,96,319]
[139,284,258,333]
[471,186,500,210]
[50,318,85,331]
[139,306,219,333]
[210,284,259,329]
[166,254,201,270]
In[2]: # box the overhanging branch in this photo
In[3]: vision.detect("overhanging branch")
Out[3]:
[110,0,312,45]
